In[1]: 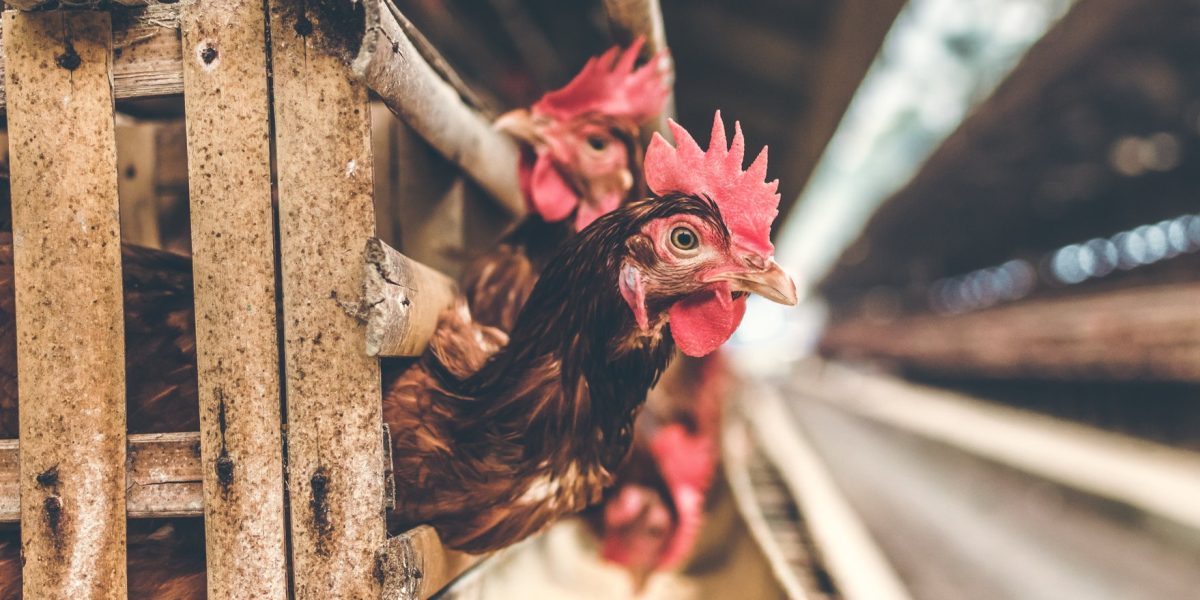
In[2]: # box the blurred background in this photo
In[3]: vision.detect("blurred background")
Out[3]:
[69,0,1200,597]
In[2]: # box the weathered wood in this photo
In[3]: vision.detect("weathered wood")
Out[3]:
[5,11,128,598]
[351,0,525,217]
[602,0,675,135]
[0,6,182,112]
[0,434,206,522]
[821,282,1200,382]
[6,0,171,9]
[181,1,289,597]
[268,4,387,597]
[377,526,480,600]
[360,238,458,358]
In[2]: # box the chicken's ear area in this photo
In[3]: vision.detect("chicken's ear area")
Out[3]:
[667,283,747,357]
[620,263,650,331]
[530,152,579,222]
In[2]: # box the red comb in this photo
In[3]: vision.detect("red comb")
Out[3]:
[645,111,780,258]
[532,37,671,125]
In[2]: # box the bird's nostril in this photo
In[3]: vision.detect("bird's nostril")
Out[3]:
[743,254,768,271]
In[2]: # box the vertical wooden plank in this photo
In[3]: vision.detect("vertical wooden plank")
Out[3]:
[393,123,466,277]
[267,5,386,598]
[181,0,289,598]
[4,11,128,598]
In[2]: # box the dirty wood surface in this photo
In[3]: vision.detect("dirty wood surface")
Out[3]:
[268,3,387,598]
[0,6,182,112]
[377,526,480,600]
[360,238,457,358]
[4,11,128,598]
[181,0,290,597]
[0,433,205,523]
[352,0,525,217]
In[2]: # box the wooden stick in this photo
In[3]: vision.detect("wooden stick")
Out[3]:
[268,4,388,597]
[0,6,183,112]
[376,526,481,600]
[0,434,207,523]
[181,1,289,597]
[358,238,458,358]
[821,282,1200,382]
[351,0,526,217]
[4,11,128,597]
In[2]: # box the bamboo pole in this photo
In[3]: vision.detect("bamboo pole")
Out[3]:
[351,0,525,217]
[820,282,1200,382]
[0,5,183,113]
[181,0,289,597]
[376,526,480,600]
[4,11,128,598]
[358,238,458,358]
[268,4,387,597]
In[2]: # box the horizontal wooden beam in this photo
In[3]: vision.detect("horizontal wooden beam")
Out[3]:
[0,433,203,523]
[0,6,182,113]
[355,238,458,358]
[376,526,481,600]
[6,0,172,10]
[821,282,1200,382]
[806,363,1200,533]
[352,0,526,217]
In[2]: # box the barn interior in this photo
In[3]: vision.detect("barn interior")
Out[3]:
[0,0,1196,598]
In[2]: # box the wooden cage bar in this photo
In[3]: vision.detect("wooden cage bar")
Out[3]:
[181,0,290,597]
[352,0,525,217]
[602,0,674,135]
[0,5,182,112]
[268,4,388,597]
[4,11,129,597]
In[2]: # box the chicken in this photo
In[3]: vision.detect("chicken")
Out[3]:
[386,112,796,553]
[468,39,669,331]
[594,353,728,585]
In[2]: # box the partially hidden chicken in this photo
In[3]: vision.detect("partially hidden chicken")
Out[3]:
[594,352,728,584]
[468,38,669,331]
[386,112,796,553]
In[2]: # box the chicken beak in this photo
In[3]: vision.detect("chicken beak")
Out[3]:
[493,108,542,145]
[714,260,798,306]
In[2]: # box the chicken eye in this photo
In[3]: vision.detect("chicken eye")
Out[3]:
[587,135,608,151]
[670,226,699,251]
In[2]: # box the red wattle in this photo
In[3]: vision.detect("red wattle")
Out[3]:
[529,152,578,222]
[668,283,747,357]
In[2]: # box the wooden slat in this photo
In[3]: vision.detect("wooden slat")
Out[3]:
[4,11,128,597]
[268,4,387,597]
[0,6,182,113]
[351,0,525,217]
[0,434,206,522]
[181,1,289,597]
[821,282,1200,382]
[377,526,481,600]
[115,117,163,248]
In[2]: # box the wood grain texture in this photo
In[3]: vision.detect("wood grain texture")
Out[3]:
[352,0,525,217]
[0,5,182,112]
[820,282,1200,382]
[4,11,128,598]
[268,3,387,597]
[181,0,289,597]
[376,526,479,600]
[361,238,457,358]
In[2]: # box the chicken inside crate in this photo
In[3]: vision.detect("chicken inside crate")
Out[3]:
[0,3,827,598]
